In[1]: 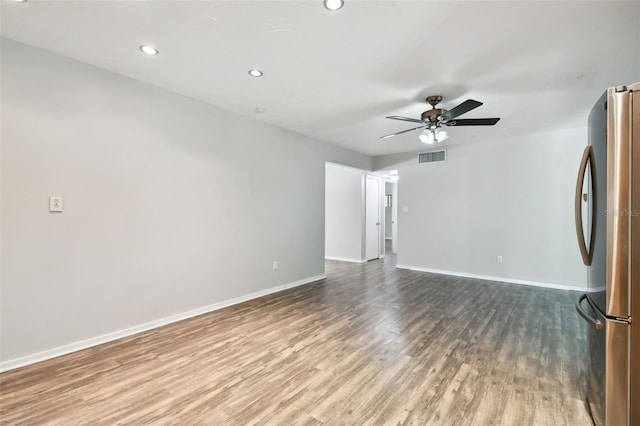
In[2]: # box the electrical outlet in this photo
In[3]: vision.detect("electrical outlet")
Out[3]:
[496,255,503,263]
[273,261,278,270]
[49,196,63,212]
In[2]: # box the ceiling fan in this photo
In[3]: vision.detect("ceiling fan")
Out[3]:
[381,95,500,144]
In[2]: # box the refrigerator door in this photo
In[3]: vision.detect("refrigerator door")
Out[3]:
[605,86,633,318]
[584,298,605,426]
[630,83,640,425]
[586,91,608,312]
[603,317,630,426]
[581,299,630,426]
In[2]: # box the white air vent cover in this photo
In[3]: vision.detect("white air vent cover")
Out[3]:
[418,150,447,164]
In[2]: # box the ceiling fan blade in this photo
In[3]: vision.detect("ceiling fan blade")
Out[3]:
[446,118,500,126]
[386,115,424,124]
[442,99,483,120]
[380,125,426,139]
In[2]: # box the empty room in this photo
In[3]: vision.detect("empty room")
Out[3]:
[1,1,639,425]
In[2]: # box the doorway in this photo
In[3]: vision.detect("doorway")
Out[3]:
[325,163,385,265]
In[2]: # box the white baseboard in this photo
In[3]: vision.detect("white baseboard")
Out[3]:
[325,256,366,264]
[395,265,585,292]
[0,274,326,373]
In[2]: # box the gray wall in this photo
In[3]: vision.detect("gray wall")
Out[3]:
[374,127,588,288]
[0,39,371,365]
[325,163,364,262]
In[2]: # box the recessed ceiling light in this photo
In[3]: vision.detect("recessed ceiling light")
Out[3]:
[248,69,263,77]
[11,0,28,2]
[324,0,344,11]
[255,107,266,113]
[139,45,159,56]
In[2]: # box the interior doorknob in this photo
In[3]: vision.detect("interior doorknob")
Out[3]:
[376,222,380,225]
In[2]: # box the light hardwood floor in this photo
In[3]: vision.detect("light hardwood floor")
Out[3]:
[0,254,592,425]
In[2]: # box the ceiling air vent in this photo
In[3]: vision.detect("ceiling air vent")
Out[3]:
[418,150,446,164]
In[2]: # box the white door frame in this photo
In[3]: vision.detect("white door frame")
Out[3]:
[364,175,382,261]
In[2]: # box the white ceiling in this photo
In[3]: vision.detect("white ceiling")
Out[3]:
[1,1,639,156]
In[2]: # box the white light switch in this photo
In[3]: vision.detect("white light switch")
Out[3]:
[49,196,63,212]
[273,261,278,270]
[402,206,410,213]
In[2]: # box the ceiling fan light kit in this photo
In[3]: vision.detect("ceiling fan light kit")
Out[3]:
[419,129,434,144]
[381,95,500,143]
[418,128,448,144]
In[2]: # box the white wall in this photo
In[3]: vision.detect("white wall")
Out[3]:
[0,39,372,367]
[374,127,588,289]
[325,163,364,263]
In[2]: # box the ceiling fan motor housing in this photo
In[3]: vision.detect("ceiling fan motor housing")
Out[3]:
[421,108,446,124]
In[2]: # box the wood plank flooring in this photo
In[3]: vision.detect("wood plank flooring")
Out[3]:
[0,254,592,425]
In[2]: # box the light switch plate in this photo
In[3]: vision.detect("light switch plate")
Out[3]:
[49,196,63,212]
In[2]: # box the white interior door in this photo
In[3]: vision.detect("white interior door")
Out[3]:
[391,182,398,254]
[365,176,380,261]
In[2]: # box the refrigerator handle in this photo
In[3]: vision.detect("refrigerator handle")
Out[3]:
[575,293,603,330]
[574,146,593,266]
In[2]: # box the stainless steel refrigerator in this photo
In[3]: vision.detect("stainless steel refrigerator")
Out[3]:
[575,83,639,426]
